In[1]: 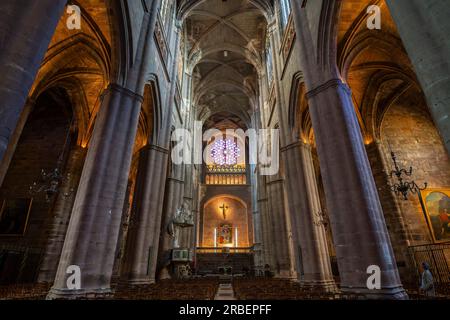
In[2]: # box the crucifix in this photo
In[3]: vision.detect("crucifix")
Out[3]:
[219,203,229,220]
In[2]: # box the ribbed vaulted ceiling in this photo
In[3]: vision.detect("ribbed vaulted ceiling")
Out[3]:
[183,0,270,128]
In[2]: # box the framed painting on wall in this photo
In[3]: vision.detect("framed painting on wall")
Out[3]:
[420,189,450,243]
[218,224,233,245]
[0,198,33,236]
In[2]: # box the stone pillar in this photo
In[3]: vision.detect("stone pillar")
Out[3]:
[258,197,273,268]
[157,175,185,280]
[307,80,406,298]
[291,0,407,299]
[282,141,336,291]
[386,0,450,154]
[252,209,263,274]
[47,84,144,298]
[249,109,264,272]
[124,20,181,284]
[266,176,292,278]
[0,0,67,163]
[122,145,169,284]
[38,146,87,283]
[365,140,415,285]
[258,176,275,270]
[112,178,134,284]
[0,99,34,186]
[47,0,161,298]
[250,163,263,273]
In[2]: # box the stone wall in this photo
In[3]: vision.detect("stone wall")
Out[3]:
[362,90,450,284]
[379,91,450,245]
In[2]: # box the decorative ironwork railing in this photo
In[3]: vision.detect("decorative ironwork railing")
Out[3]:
[408,242,450,289]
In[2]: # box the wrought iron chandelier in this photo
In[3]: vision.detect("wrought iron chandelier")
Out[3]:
[388,151,427,200]
[29,118,74,202]
[29,166,73,203]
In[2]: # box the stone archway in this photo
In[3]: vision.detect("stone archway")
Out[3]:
[201,195,252,248]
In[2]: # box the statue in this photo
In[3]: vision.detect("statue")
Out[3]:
[177,264,192,279]
[168,201,194,248]
[173,201,194,226]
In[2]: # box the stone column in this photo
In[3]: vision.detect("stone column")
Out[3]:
[365,140,415,284]
[47,84,144,298]
[124,20,181,284]
[252,109,264,270]
[291,0,407,299]
[258,198,273,267]
[266,176,292,278]
[386,0,450,154]
[48,0,161,298]
[0,0,67,163]
[258,176,275,270]
[250,162,263,273]
[0,99,34,186]
[177,102,195,253]
[282,141,336,291]
[306,80,406,298]
[157,175,185,280]
[267,10,334,289]
[122,145,169,284]
[38,146,87,283]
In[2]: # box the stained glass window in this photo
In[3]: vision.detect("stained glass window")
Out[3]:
[211,138,240,166]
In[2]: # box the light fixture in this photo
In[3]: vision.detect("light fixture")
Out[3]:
[29,168,73,203]
[388,151,427,200]
[29,118,74,202]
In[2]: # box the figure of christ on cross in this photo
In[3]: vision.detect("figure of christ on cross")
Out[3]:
[220,203,229,220]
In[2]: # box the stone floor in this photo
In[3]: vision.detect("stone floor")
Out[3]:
[214,283,236,300]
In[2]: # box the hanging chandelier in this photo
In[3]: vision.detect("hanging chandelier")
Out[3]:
[388,151,427,200]
[29,166,73,203]
[29,118,74,202]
